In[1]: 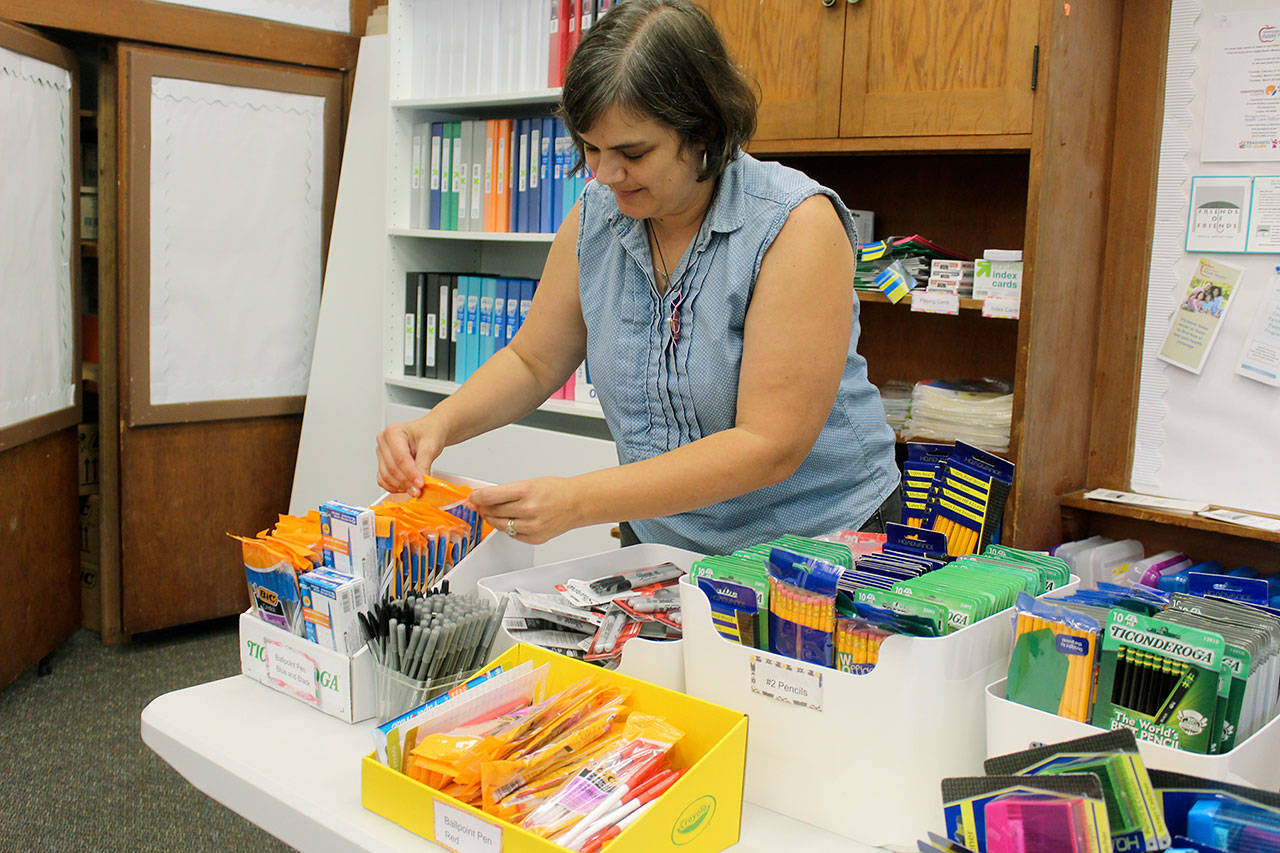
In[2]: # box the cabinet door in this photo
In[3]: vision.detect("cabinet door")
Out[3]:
[703,0,846,140]
[841,0,1038,138]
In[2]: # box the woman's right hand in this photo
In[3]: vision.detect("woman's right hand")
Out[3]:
[375,417,447,497]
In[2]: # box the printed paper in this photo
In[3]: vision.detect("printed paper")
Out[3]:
[1236,270,1280,385]
[1185,176,1251,252]
[1202,11,1280,162]
[1157,257,1244,374]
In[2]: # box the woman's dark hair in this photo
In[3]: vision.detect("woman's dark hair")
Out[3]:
[558,0,758,181]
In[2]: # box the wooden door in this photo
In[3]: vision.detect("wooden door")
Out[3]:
[840,0,1039,138]
[116,43,343,634]
[702,0,846,140]
[0,18,82,687]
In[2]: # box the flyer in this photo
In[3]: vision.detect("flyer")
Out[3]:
[1236,269,1280,385]
[1157,257,1244,374]
[1201,11,1280,162]
[1185,175,1251,252]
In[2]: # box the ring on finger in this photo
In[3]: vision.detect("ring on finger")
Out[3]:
[506,519,517,537]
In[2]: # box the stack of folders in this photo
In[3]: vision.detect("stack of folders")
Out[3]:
[854,234,965,292]
[403,274,536,384]
[408,0,621,99]
[408,116,590,234]
[902,378,1014,453]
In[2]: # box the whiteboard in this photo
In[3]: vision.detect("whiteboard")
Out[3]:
[0,45,74,433]
[149,77,324,406]
[150,0,350,32]
[1132,0,1280,515]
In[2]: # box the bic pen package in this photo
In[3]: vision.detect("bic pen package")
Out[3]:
[1091,609,1225,754]
[941,774,1112,853]
[984,729,1170,853]
[371,477,489,598]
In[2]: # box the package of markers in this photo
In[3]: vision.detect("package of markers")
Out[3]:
[766,548,841,666]
[1006,592,1102,722]
[1091,609,1225,754]
[941,774,1112,853]
[984,729,1170,852]
[927,442,1014,557]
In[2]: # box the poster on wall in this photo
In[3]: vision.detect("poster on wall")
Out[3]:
[1186,175,1251,251]
[1236,269,1280,385]
[1157,257,1244,374]
[1201,10,1280,162]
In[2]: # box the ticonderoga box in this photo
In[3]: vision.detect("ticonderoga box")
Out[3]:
[1091,609,1225,754]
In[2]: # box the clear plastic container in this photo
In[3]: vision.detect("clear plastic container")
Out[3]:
[1074,539,1143,588]
[372,663,480,723]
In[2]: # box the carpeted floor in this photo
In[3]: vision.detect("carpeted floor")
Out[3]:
[0,619,292,852]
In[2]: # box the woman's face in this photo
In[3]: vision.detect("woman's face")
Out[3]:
[579,105,704,222]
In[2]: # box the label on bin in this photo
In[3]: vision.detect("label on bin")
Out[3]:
[264,639,321,707]
[434,801,502,852]
[749,654,823,711]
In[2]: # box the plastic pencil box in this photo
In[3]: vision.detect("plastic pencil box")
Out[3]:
[985,677,1280,791]
[361,642,747,852]
[679,574,1080,849]
[240,471,534,722]
[477,543,703,693]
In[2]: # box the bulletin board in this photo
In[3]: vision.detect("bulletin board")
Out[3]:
[1132,0,1280,515]
[123,46,341,425]
[0,25,80,451]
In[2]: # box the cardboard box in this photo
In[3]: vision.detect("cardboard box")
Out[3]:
[299,569,369,656]
[239,610,376,723]
[361,643,747,853]
[679,576,1080,849]
[985,677,1280,791]
[477,544,702,693]
[972,258,1023,300]
[77,423,98,495]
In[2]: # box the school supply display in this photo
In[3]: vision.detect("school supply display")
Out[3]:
[1150,769,1280,852]
[408,117,589,234]
[500,562,685,667]
[359,586,504,722]
[903,379,1014,453]
[1003,568,1280,755]
[876,379,913,435]
[854,234,965,292]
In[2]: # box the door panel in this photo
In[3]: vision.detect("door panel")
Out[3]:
[841,0,1038,138]
[703,0,846,140]
[116,43,342,633]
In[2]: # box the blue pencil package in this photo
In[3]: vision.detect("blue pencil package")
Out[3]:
[767,548,842,666]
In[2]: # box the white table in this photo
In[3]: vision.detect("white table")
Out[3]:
[142,676,889,852]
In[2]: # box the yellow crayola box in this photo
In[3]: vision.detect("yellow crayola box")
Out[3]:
[361,643,747,852]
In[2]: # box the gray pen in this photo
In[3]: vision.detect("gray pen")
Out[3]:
[413,626,439,681]
[395,623,408,672]
[402,624,423,676]
[388,619,401,671]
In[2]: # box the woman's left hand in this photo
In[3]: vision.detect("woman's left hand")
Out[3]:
[468,477,584,545]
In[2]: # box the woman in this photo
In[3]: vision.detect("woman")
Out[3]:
[376,0,899,554]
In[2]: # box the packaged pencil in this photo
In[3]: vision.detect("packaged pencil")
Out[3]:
[1005,593,1101,723]
[766,548,841,666]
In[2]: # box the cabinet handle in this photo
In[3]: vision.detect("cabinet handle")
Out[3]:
[820,0,836,7]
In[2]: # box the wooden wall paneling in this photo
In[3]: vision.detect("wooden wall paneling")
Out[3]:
[1086,0,1171,490]
[98,43,126,644]
[349,0,378,38]
[119,417,301,634]
[0,431,81,688]
[0,0,358,70]
[1008,0,1124,548]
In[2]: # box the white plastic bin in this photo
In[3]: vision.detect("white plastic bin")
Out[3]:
[985,677,1280,790]
[477,543,704,692]
[679,576,1079,850]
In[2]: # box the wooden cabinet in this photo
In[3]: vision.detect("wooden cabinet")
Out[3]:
[710,0,1038,142]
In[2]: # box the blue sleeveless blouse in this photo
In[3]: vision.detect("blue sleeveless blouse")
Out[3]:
[576,152,898,554]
